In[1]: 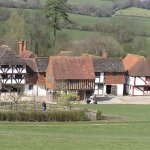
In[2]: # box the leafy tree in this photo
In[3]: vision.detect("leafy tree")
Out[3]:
[27,10,50,56]
[44,0,69,46]
[3,11,27,51]
[56,91,77,110]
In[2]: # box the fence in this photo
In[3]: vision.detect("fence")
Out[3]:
[0,101,74,111]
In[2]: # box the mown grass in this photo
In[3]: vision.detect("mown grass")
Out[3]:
[78,104,150,122]
[0,105,150,149]
[115,7,150,18]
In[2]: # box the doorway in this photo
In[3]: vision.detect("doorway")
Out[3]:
[106,85,111,94]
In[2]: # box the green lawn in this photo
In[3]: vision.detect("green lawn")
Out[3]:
[1,105,150,150]
[115,7,150,18]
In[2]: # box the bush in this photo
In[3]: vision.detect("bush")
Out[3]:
[96,110,102,120]
[0,110,89,122]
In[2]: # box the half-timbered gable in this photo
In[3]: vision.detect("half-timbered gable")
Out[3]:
[123,54,150,95]
[0,45,26,86]
[46,56,95,99]
[23,57,49,96]
[92,57,125,96]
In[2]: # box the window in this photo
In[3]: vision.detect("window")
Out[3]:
[144,87,150,91]
[16,65,22,68]
[113,72,118,76]
[69,80,79,84]
[95,72,100,76]
[1,65,9,68]
[15,74,22,79]
[29,85,33,90]
[1,74,8,79]
[146,77,150,81]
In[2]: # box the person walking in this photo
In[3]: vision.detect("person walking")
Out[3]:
[42,101,46,112]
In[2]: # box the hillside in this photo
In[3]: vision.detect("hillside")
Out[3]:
[0,0,150,57]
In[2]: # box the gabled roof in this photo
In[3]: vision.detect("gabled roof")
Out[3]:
[20,50,36,59]
[123,54,150,76]
[24,58,38,72]
[35,57,49,72]
[0,45,25,65]
[49,56,95,80]
[24,57,49,73]
[92,56,125,72]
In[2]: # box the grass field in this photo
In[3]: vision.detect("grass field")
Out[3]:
[115,7,150,18]
[68,0,112,6]
[69,14,112,26]
[40,0,113,6]
[0,104,150,150]
[59,29,104,40]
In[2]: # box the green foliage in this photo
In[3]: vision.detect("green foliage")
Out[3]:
[44,0,69,45]
[96,110,102,120]
[57,91,77,110]
[0,110,88,122]
[2,11,28,51]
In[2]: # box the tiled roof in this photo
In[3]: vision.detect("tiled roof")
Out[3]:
[0,45,25,65]
[20,50,36,58]
[123,54,150,76]
[35,57,49,72]
[24,58,38,72]
[49,56,95,80]
[93,56,125,72]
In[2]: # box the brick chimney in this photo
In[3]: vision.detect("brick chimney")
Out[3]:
[19,40,27,55]
[102,49,108,58]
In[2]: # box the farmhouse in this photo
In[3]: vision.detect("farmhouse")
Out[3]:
[92,56,125,96]
[46,56,95,99]
[0,45,26,93]
[19,41,49,96]
[123,54,150,96]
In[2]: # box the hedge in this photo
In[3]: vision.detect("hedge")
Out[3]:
[0,110,89,122]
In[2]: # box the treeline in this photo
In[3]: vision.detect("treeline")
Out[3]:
[68,0,150,17]
[1,0,150,17]
[0,0,41,9]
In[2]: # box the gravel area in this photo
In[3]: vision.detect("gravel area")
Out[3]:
[97,96,150,104]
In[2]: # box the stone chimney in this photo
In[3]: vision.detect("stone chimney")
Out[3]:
[102,49,108,58]
[19,40,27,55]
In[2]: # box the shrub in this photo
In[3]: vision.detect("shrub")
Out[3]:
[96,110,102,120]
[0,110,89,122]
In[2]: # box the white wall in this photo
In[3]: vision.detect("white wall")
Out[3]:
[125,75,150,95]
[94,84,124,96]
[24,84,47,96]
[117,84,124,96]
[135,77,146,85]
[95,72,104,83]
[134,87,144,95]
[0,67,26,74]
[103,84,123,96]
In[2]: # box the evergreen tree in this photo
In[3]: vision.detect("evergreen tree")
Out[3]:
[44,0,69,46]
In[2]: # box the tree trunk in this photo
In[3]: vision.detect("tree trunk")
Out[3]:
[54,28,56,46]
